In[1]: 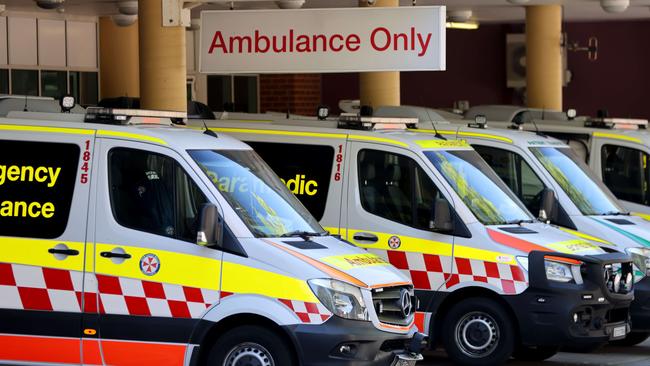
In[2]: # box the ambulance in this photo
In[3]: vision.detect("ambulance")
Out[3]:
[463,105,650,219]
[189,113,635,365]
[377,106,650,347]
[0,107,425,366]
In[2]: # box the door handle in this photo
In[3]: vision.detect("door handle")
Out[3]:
[48,248,80,256]
[100,251,132,259]
[353,233,379,243]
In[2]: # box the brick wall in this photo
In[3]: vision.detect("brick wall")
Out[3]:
[260,74,322,116]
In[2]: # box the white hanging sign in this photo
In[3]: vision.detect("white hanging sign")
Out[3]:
[199,6,446,74]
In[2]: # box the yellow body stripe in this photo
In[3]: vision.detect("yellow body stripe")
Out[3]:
[94,243,220,290]
[221,261,317,302]
[593,132,642,144]
[0,237,85,271]
[327,227,517,265]
[632,212,650,221]
[415,139,471,149]
[413,129,514,144]
[97,130,167,146]
[0,124,94,136]
[208,127,409,147]
[557,227,612,245]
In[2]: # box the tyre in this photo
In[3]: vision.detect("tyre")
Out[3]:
[207,325,295,366]
[512,345,559,361]
[610,332,650,347]
[441,297,516,366]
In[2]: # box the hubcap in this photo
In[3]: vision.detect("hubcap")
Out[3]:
[223,342,274,366]
[455,311,500,358]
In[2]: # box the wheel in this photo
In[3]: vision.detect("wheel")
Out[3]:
[512,345,559,361]
[610,332,650,347]
[207,325,295,366]
[441,298,515,366]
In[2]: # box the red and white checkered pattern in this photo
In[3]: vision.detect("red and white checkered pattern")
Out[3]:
[376,250,528,295]
[96,274,219,319]
[278,298,332,324]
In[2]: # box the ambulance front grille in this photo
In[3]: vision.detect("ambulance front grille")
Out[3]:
[372,285,415,326]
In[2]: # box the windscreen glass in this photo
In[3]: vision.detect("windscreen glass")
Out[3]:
[424,150,533,225]
[189,149,324,238]
[530,147,624,215]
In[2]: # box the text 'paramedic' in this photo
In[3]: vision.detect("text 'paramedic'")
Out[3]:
[207,27,433,57]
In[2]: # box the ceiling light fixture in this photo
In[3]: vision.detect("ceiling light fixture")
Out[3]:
[447,10,472,23]
[34,0,65,10]
[112,14,137,27]
[117,1,138,16]
[506,0,530,4]
[276,0,305,9]
[446,22,479,30]
[600,0,629,13]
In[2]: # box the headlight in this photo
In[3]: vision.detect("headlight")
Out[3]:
[308,279,369,321]
[626,247,650,277]
[545,260,574,283]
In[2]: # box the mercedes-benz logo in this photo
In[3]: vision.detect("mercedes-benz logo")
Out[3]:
[399,288,413,318]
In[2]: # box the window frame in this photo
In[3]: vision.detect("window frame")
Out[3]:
[206,74,260,113]
[601,143,650,206]
[107,146,210,244]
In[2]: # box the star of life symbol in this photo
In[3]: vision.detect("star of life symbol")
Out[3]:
[140,253,160,276]
[388,235,401,249]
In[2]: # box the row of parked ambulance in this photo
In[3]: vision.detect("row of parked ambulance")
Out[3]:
[0,96,648,366]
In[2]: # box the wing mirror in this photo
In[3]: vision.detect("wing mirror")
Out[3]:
[538,189,557,224]
[432,198,454,233]
[197,203,224,248]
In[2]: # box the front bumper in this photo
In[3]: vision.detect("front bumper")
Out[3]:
[508,251,634,347]
[631,275,650,331]
[285,316,426,366]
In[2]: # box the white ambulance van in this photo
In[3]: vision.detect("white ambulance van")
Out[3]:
[0,108,425,366]
[464,105,650,219]
[190,114,634,365]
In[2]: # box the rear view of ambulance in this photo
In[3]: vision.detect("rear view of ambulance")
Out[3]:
[0,108,424,366]
[193,114,634,365]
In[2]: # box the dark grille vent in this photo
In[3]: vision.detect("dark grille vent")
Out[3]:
[498,226,537,234]
[281,241,326,250]
[372,285,414,326]
[605,218,635,225]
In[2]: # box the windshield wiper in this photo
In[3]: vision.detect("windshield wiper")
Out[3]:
[504,219,535,225]
[599,211,630,216]
[280,230,327,240]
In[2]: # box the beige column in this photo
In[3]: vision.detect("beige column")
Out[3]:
[99,17,140,99]
[138,0,186,112]
[526,5,563,111]
[359,0,400,108]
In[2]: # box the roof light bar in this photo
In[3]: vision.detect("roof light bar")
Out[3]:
[338,113,418,131]
[585,117,648,130]
[84,107,187,125]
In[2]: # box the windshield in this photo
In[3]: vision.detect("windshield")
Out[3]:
[530,147,624,216]
[188,149,325,238]
[424,150,533,225]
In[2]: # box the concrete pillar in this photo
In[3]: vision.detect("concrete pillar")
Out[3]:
[138,0,186,112]
[99,17,140,99]
[359,0,400,108]
[525,5,563,111]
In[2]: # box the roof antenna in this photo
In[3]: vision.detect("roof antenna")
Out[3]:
[23,95,28,112]
[424,106,446,140]
[203,120,218,138]
[533,106,546,138]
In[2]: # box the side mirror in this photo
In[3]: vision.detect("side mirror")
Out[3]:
[432,198,454,233]
[539,189,557,224]
[197,203,224,248]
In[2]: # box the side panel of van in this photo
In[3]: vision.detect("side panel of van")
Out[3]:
[344,142,457,330]
[88,139,225,365]
[0,128,92,364]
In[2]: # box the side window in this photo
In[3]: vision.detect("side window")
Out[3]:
[246,141,334,220]
[358,149,441,231]
[109,148,208,243]
[0,140,79,238]
[473,145,545,215]
[602,144,649,205]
